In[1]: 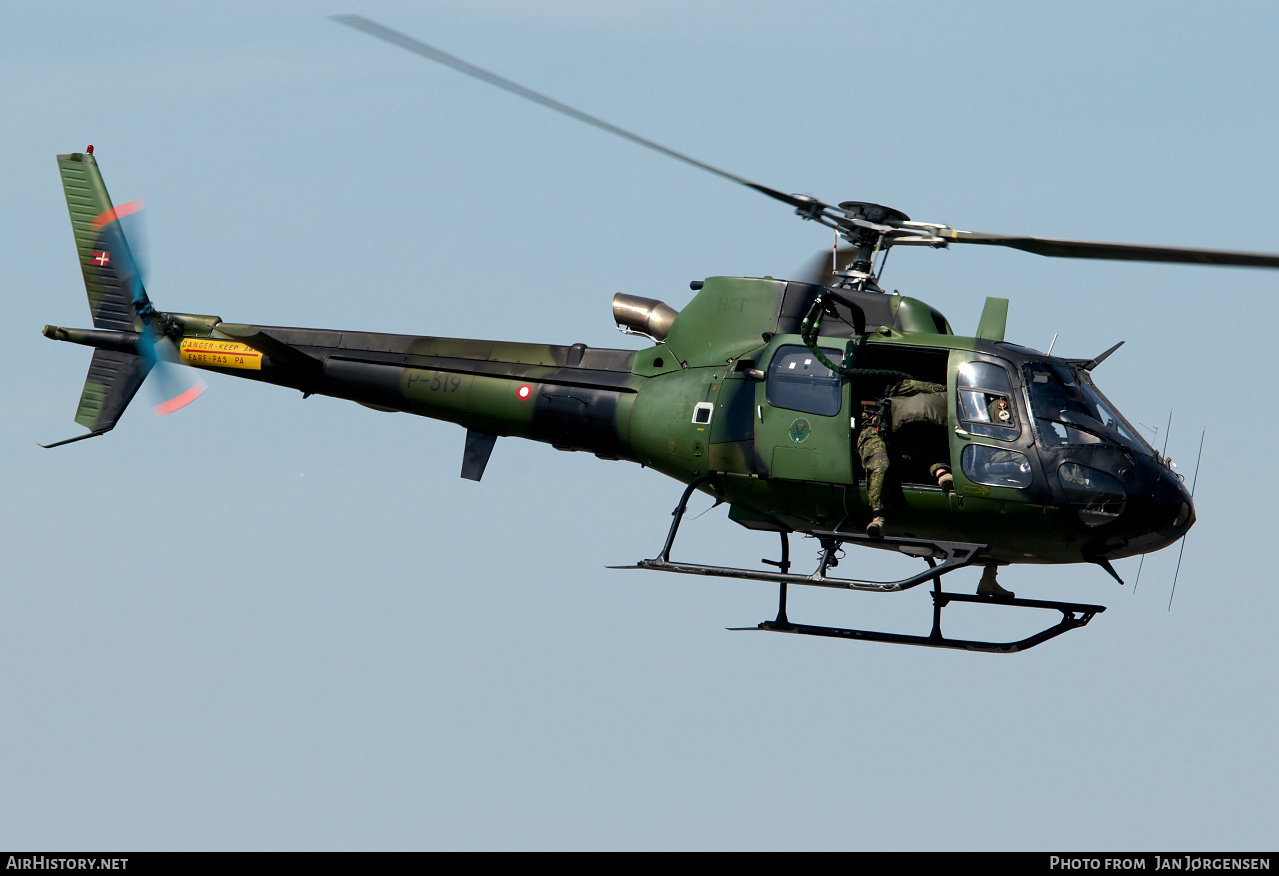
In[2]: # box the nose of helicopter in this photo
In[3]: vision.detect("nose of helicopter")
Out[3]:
[1113,457,1195,556]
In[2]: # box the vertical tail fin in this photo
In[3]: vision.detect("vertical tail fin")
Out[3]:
[56,149,148,331]
[43,150,155,447]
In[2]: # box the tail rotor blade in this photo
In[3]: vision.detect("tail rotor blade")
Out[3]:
[96,201,207,419]
[91,199,149,312]
[148,336,207,417]
[152,372,207,416]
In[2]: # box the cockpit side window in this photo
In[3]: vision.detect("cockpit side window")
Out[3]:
[766,345,844,417]
[957,360,1019,439]
[962,444,1033,489]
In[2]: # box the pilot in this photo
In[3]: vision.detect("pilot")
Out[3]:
[858,379,953,536]
[989,394,1014,427]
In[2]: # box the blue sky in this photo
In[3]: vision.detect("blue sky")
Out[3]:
[1,1,1276,850]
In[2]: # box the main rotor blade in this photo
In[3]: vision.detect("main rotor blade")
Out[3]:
[940,229,1279,268]
[330,15,828,215]
[333,15,1279,271]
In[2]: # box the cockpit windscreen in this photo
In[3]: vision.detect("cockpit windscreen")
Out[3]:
[1023,362,1151,454]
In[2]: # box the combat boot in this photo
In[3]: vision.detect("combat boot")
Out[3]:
[866,512,885,537]
[977,565,1014,598]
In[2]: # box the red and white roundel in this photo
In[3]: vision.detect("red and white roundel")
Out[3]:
[516,383,533,401]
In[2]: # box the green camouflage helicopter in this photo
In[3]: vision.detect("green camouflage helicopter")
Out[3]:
[42,17,1278,653]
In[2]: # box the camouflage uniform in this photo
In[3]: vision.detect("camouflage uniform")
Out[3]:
[857,407,890,512]
[890,379,946,397]
[858,380,949,515]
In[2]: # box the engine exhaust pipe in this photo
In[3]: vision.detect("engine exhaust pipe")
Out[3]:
[612,294,679,341]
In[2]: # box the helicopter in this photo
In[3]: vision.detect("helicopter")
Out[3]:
[40,16,1279,654]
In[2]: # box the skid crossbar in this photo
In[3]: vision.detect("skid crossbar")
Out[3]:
[614,478,1109,653]
[610,476,986,592]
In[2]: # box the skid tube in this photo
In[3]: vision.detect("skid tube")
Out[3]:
[613,477,1107,653]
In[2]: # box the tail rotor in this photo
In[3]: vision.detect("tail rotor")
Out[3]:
[95,200,207,417]
[44,148,205,448]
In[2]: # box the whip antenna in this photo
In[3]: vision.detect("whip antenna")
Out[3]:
[1168,428,1205,611]
[1136,408,1175,594]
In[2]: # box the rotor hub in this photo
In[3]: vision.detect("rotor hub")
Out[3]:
[836,202,911,226]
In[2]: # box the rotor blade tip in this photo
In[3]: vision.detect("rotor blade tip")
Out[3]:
[154,381,207,417]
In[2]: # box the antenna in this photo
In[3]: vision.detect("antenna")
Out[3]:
[1168,428,1206,611]
[1134,407,1176,595]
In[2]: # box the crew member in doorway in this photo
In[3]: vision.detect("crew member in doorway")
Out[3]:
[858,379,953,536]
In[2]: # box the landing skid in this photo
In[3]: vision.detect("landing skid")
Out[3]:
[614,477,1107,653]
[743,591,1106,654]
